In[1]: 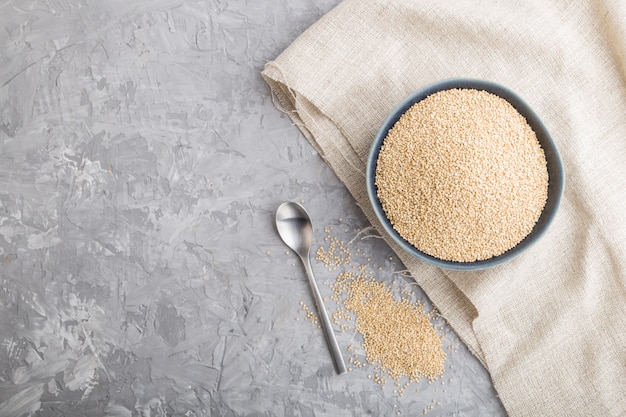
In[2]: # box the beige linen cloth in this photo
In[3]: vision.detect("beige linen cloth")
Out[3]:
[263,0,626,415]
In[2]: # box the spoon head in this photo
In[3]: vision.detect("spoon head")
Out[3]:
[275,202,313,256]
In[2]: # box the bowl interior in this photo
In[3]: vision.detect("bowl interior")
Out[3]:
[366,79,564,271]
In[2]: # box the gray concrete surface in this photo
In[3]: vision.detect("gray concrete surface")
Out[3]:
[0,1,506,415]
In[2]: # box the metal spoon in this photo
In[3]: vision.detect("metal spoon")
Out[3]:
[275,201,347,375]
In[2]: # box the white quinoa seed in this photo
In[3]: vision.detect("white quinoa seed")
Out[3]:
[375,88,549,262]
[334,271,446,381]
[315,228,446,383]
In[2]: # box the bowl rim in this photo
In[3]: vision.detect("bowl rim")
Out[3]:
[365,78,565,271]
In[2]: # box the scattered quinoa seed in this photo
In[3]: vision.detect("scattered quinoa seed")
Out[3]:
[298,301,319,325]
[304,220,449,395]
[375,88,549,262]
[331,269,446,382]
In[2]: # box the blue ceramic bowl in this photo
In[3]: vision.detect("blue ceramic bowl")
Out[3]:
[366,79,565,271]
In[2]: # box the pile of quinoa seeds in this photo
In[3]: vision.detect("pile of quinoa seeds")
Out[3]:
[375,88,549,262]
[311,224,447,399]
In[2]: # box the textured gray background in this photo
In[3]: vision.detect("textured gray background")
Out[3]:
[0,1,506,416]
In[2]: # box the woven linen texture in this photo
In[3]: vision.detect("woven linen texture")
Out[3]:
[263,1,626,415]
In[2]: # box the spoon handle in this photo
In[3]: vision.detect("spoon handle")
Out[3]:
[301,253,347,375]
